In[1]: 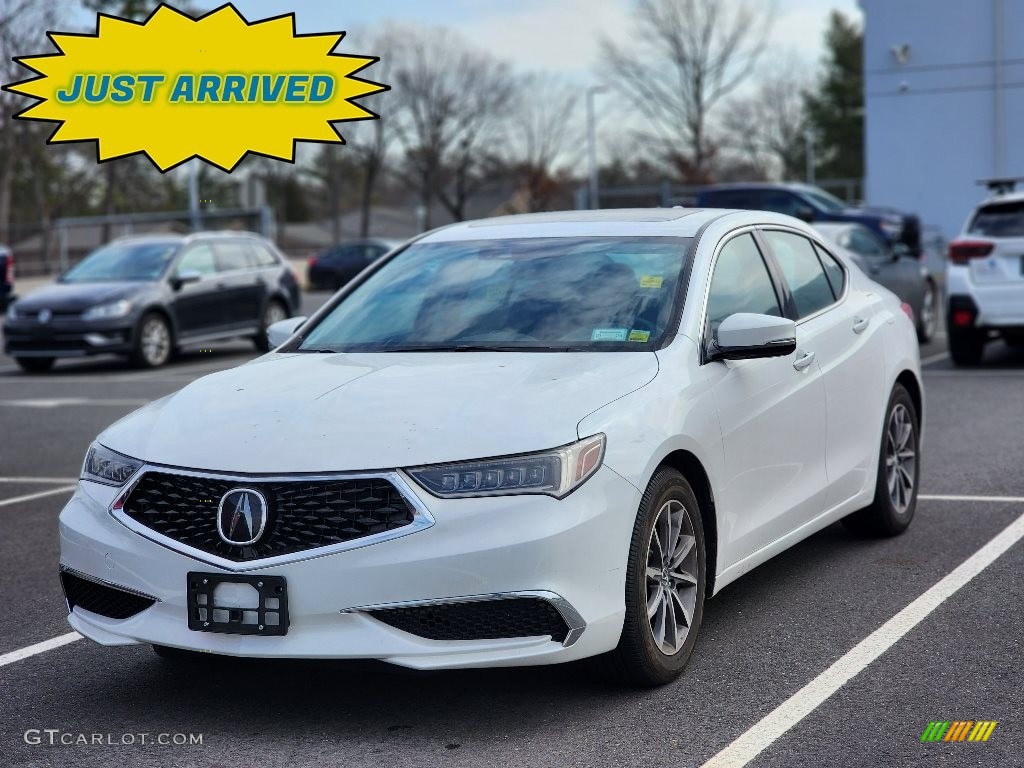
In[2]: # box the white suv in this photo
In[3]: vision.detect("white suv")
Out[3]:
[946,181,1024,365]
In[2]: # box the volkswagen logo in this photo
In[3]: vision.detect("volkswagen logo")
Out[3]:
[37,308,52,323]
[217,488,269,546]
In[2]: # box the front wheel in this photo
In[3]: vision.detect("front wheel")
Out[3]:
[15,357,55,373]
[843,384,919,537]
[600,467,706,686]
[131,313,173,368]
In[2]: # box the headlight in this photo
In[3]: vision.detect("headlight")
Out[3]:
[82,299,132,321]
[407,434,605,499]
[81,443,143,486]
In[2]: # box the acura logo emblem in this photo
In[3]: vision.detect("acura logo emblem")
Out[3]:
[217,488,268,546]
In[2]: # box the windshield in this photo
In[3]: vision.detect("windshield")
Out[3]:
[802,188,846,213]
[299,236,692,352]
[61,241,180,283]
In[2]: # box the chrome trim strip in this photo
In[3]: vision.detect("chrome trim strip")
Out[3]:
[341,590,587,648]
[59,565,160,603]
[107,465,435,573]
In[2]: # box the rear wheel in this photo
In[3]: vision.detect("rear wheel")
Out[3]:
[843,384,919,537]
[600,467,706,686]
[915,281,938,343]
[15,357,55,373]
[253,299,288,352]
[948,327,985,367]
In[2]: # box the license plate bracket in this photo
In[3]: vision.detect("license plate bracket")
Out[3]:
[187,572,289,636]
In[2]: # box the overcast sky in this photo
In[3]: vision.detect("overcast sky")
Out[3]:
[232,0,862,74]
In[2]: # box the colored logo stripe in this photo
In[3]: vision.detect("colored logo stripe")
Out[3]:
[921,721,996,742]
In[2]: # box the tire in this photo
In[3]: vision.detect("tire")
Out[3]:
[599,467,706,686]
[948,327,985,367]
[15,357,55,373]
[131,312,173,368]
[843,384,919,537]
[253,299,289,352]
[915,281,938,344]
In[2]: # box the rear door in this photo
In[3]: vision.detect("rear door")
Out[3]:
[844,226,921,305]
[702,231,829,567]
[762,229,888,510]
[169,243,222,336]
[213,240,263,328]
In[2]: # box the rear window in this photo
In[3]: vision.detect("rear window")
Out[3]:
[969,201,1024,237]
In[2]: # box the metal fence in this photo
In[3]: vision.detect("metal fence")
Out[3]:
[8,206,275,277]
[579,178,866,210]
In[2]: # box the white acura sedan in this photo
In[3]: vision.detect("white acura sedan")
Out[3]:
[59,209,922,685]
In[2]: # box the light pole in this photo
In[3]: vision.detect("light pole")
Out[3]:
[804,128,816,185]
[586,86,607,210]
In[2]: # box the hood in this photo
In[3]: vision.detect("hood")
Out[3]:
[99,351,660,473]
[14,281,147,312]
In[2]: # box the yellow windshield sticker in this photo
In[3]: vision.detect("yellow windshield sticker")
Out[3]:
[640,275,664,289]
[628,330,651,343]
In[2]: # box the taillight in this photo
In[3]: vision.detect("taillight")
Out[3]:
[900,302,914,321]
[4,253,12,284]
[948,240,994,265]
[307,256,318,269]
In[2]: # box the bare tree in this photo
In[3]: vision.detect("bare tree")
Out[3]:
[501,74,580,213]
[0,0,60,245]
[602,0,775,182]
[389,25,515,227]
[721,54,812,181]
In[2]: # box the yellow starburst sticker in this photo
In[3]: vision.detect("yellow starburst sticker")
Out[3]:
[3,3,386,171]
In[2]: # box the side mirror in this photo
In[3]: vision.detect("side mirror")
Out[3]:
[266,316,306,349]
[891,243,912,261]
[794,206,815,223]
[171,270,202,290]
[709,313,797,362]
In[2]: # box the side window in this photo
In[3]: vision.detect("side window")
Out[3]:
[215,242,252,272]
[706,233,782,337]
[175,244,216,276]
[847,228,886,259]
[814,243,846,298]
[249,242,280,267]
[763,230,836,318]
[759,190,803,217]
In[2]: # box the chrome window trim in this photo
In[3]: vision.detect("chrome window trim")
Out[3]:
[108,465,435,573]
[340,590,587,647]
[58,564,160,603]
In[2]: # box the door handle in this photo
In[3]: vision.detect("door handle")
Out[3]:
[793,351,816,372]
[852,316,870,334]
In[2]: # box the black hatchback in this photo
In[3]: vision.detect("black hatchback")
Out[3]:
[2,232,300,372]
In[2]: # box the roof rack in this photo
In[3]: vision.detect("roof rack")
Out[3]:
[977,177,1024,195]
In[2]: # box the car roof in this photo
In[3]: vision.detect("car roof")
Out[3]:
[977,191,1024,207]
[110,231,269,246]
[420,208,738,242]
[700,182,821,194]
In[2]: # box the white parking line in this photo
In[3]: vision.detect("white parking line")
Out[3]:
[0,633,81,668]
[702,504,1024,768]
[921,493,1024,503]
[0,476,77,484]
[0,485,76,507]
[920,351,950,366]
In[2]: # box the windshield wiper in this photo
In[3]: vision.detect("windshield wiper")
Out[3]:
[377,344,571,353]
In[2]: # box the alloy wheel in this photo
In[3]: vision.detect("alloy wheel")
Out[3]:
[264,301,287,328]
[885,403,916,514]
[645,499,699,655]
[919,284,937,339]
[141,317,171,366]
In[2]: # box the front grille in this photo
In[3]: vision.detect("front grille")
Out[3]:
[60,570,156,620]
[121,472,416,562]
[369,598,570,642]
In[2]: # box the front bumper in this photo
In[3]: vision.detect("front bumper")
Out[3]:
[3,318,135,358]
[58,466,640,669]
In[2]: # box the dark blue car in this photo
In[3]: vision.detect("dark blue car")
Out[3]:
[696,183,920,254]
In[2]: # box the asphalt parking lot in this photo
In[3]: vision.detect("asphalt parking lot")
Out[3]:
[1,293,1021,768]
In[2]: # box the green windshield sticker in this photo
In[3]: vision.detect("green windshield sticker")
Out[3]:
[628,330,651,343]
[591,328,629,342]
